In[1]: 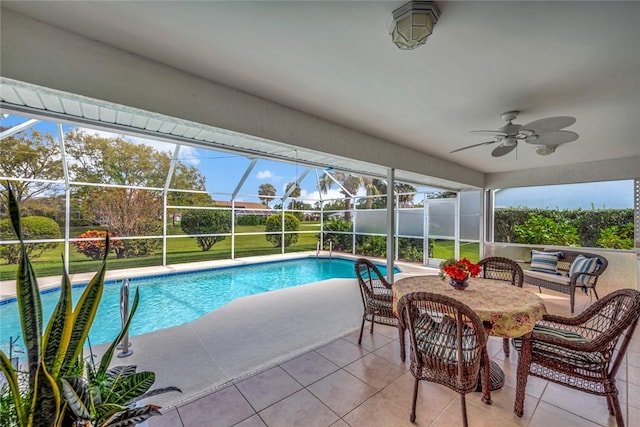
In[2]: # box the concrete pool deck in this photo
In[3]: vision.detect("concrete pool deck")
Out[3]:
[85,255,435,409]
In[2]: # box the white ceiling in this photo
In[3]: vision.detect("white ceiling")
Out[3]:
[2,1,639,181]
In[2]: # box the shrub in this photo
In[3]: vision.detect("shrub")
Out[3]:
[181,209,232,251]
[495,207,633,247]
[359,235,387,257]
[72,230,125,260]
[514,213,580,246]
[236,214,266,226]
[265,213,300,248]
[399,238,426,262]
[0,215,60,264]
[322,219,353,251]
[597,223,634,249]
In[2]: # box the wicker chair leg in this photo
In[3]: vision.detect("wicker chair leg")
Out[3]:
[370,314,375,334]
[593,288,600,301]
[410,377,419,422]
[480,350,492,405]
[611,394,624,427]
[460,394,469,427]
[398,325,406,362]
[514,340,532,417]
[358,316,366,345]
[605,394,615,416]
[570,292,576,314]
[502,338,510,357]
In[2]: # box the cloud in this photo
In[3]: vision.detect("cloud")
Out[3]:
[256,170,281,181]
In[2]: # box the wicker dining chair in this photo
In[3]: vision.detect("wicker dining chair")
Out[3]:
[398,291,492,426]
[477,256,524,357]
[354,258,400,346]
[513,288,640,427]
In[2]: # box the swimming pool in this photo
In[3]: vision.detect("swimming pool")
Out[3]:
[1,257,397,359]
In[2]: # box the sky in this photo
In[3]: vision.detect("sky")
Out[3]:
[2,113,634,209]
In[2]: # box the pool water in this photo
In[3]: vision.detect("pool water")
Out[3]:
[0,257,396,359]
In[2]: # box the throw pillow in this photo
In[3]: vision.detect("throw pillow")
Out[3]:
[530,250,562,274]
[569,255,599,285]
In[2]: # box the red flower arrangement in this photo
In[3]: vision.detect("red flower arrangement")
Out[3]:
[439,258,481,281]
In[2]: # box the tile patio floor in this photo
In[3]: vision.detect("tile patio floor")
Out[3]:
[146,288,640,427]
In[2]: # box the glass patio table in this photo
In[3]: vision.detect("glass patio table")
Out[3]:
[392,275,548,390]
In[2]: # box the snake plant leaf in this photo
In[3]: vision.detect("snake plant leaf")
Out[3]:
[42,259,73,378]
[98,288,140,377]
[100,404,161,427]
[0,351,26,426]
[30,362,61,427]
[61,377,92,420]
[94,403,128,425]
[9,185,43,388]
[125,386,182,406]
[62,235,109,374]
[103,371,155,406]
[106,365,138,380]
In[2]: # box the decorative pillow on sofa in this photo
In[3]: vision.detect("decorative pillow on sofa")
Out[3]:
[569,255,599,285]
[530,250,563,274]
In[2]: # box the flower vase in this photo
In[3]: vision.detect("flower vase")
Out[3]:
[449,278,469,290]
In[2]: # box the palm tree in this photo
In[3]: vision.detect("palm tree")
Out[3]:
[284,182,302,210]
[369,181,417,208]
[395,183,417,207]
[318,171,360,222]
[361,177,384,209]
[258,183,276,207]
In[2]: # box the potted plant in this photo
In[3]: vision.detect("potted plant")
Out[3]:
[439,257,481,290]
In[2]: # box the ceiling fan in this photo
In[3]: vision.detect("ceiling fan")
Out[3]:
[451,111,579,157]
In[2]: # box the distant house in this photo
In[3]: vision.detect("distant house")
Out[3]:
[213,201,272,217]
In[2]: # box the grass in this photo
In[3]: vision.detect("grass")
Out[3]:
[0,225,478,281]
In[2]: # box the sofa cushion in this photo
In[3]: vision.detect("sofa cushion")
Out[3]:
[530,250,563,274]
[523,269,571,286]
[569,255,599,285]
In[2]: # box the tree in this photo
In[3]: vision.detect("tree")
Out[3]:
[318,171,361,222]
[395,183,417,207]
[366,181,417,208]
[89,188,163,258]
[63,130,210,257]
[180,209,232,251]
[361,177,384,209]
[0,215,61,264]
[265,213,300,248]
[0,128,63,212]
[284,182,303,218]
[258,183,276,207]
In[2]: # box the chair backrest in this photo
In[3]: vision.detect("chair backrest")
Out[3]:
[354,258,391,301]
[478,257,523,287]
[577,288,640,373]
[397,291,488,393]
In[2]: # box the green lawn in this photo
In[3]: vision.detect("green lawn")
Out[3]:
[0,227,478,281]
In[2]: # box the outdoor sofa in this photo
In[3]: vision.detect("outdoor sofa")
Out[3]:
[523,249,608,313]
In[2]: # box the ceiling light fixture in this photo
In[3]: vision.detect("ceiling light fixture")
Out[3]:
[391,1,440,50]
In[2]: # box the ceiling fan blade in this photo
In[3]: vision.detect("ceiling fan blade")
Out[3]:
[526,130,579,145]
[470,130,508,137]
[491,143,517,157]
[450,140,498,153]
[521,116,576,131]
